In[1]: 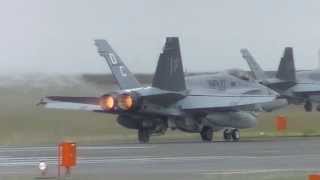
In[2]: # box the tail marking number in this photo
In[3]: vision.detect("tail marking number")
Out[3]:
[108,53,118,65]
[108,53,127,77]
[119,66,127,77]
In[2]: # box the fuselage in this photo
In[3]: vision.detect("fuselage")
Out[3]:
[280,70,320,104]
[117,71,282,133]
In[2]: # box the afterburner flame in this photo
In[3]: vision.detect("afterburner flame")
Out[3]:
[118,94,134,110]
[100,96,115,111]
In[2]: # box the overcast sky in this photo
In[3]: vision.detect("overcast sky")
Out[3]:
[1,0,320,74]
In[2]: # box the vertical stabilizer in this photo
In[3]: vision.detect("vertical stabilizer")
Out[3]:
[152,37,186,92]
[240,49,267,81]
[94,39,141,90]
[276,47,296,82]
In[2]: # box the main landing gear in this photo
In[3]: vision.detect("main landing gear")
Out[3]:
[138,128,150,143]
[304,100,320,112]
[200,126,213,142]
[200,127,240,142]
[223,128,240,142]
[304,100,313,112]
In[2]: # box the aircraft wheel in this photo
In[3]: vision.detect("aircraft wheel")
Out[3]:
[223,129,232,141]
[200,126,213,142]
[138,128,150,143]
[316,104,320,112]
[231,129,240,142]
[304,101,313,112]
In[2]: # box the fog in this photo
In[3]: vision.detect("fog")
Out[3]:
[1,0,320,75]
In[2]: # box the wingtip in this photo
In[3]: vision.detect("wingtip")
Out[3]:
[36,97,48,106]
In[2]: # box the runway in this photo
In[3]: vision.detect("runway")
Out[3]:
[1,138,320,178]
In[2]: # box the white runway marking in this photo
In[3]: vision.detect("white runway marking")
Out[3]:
[1,154,320,167]
[201,168,318,175]
[0,145,153,152]
[79,146,154,150]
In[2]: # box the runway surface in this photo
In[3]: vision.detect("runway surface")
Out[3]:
[1,138,320,177]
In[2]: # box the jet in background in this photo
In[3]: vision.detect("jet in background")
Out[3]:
[39,37,279,143]
[241,48,320,112]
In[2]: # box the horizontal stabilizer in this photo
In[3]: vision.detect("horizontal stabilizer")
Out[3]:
[38,96,104,112]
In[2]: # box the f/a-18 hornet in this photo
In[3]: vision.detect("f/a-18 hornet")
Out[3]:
[241,48,320,112]
[39,37,280,143]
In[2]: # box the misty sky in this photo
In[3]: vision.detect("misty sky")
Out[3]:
[1,0,320,74]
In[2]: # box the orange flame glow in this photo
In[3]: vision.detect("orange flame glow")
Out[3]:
[118,95,134,110]
[100,96,115,111]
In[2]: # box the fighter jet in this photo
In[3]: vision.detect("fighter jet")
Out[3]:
[39,37,279,143]
[241,48,320,112]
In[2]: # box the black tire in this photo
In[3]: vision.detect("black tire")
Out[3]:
[200,127,213,142]
[231,129,240,142]
[223,129,232,141]
[304,101,313,112]
[138,128,150,143]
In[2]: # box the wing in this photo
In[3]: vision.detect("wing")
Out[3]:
[38,96,105,113]
[178,94,276,112]
[292,83,320,96]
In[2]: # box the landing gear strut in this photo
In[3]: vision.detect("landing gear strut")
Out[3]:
[200,126,213,142]
[304,100,313,112]
[223,129,232,141]
[138,128,150,143]
[231,129,240,142]
[223,129,240,142]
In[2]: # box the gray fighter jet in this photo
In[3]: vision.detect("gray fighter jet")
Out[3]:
[241,48,320,112]
[39,37,280,143]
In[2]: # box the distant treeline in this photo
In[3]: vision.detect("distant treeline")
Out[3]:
[81,73,153,85]
[81,71,278,86]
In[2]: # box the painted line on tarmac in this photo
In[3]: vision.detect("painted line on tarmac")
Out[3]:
[0,145,154,152]
[2,154,320,162]
[0,147,55,152]
[74,154,320,164]
[79,146,154,150]
[1,154,320,167]
[201,168,319,175]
